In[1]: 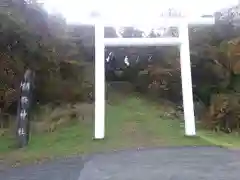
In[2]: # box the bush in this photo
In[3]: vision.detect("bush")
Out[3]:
[205,93,240,133]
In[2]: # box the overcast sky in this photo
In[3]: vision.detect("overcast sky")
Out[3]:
[43,0,239,25]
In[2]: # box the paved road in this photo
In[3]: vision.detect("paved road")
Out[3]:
[1,147,240,180]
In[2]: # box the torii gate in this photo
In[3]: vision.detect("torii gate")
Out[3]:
[94,16,215,139]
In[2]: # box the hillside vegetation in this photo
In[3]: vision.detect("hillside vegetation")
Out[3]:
[0,0,94,129]
[1,0,240,136]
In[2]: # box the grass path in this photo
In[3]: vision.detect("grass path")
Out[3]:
[0,88,238,166]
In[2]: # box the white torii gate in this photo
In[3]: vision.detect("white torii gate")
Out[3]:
[94,17,215,139]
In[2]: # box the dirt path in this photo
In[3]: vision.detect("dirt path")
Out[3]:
[1,147,240,180]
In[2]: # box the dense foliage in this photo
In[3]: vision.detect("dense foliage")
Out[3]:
[0,0,93,128]
[1,1,240,133]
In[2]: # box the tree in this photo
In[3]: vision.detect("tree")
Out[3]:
[0,0,89,120]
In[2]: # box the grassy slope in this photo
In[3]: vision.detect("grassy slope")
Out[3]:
[0,89,237,165]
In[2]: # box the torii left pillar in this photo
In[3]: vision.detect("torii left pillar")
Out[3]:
[94,21,105,139]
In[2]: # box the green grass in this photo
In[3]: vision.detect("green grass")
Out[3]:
[198,130,240,148]
[0,91,238,166]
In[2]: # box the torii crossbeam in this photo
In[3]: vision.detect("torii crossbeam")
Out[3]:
[94,16,215,139]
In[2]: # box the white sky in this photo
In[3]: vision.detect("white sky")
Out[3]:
[43,0,239,34]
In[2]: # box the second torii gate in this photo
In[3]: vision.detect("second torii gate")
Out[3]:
[94,16,215,139]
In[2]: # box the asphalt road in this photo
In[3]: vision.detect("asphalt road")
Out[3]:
[1,147,240,180]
